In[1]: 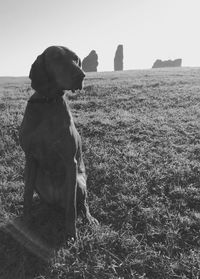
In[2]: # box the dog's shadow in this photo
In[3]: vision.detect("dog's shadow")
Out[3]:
[0,201,71,262]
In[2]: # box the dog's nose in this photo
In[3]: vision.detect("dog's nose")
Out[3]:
[78,72,85,80]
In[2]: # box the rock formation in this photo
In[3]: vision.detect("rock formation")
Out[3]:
[114,45,123,71]
[152,59,182,68]
[82,50,98,72]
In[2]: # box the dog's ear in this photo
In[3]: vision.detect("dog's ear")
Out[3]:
[29,53,49,92]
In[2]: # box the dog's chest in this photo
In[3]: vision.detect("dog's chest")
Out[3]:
[31,103,80,171]
[24,100,82,206]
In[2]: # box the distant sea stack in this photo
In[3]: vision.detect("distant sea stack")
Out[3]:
[114,44,123,71]
[152,59,182,68]
[82,50,98,72]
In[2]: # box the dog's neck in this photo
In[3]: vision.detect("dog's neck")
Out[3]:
[28,90,65,104]
[27,91,73,126]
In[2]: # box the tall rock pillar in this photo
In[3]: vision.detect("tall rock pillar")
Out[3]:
[114,44,123,71]
[82,50,98,72]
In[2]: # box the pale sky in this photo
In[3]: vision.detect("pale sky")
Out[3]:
[0,0,200,76]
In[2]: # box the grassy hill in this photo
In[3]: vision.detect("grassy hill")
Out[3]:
[0,68,200,278]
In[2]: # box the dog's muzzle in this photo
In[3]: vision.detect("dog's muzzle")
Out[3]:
[71,73,85,93]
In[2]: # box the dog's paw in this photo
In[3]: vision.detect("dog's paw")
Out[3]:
[64,232,77,245]
[65,223,77,241]
[87,215,99,227]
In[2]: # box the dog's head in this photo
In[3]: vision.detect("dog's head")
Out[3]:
[29,46,85,97]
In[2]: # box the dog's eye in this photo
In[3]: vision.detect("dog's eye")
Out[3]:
[72,56,81,67]
[72,60,79,66]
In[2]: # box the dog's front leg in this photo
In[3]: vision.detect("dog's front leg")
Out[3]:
[64,158,77,239]
[23,157,37,222]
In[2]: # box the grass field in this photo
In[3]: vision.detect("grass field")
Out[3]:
[0,68,200,278]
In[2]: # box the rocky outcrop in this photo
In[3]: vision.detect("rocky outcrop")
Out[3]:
[114,45,123,71]
[152,59,182,68]
[82,50,98,72]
